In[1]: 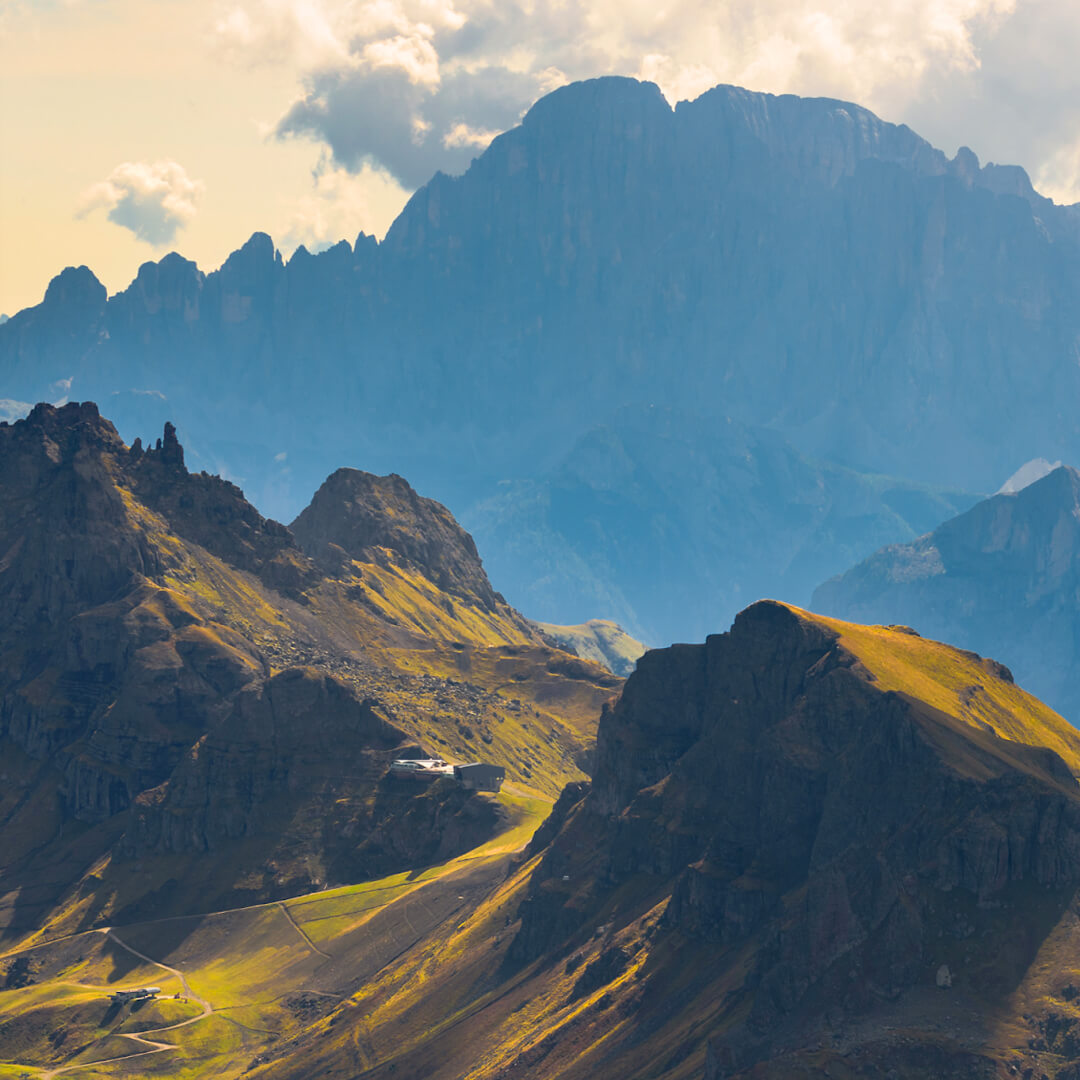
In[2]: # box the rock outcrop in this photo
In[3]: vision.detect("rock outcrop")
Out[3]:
[291,467,506,612]
[508,601,1080,1077]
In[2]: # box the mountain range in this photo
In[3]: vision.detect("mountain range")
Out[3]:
[0,401,616,939]
[5,76,1080,638]
[470,405,976,642]
[5,404,1080,1077]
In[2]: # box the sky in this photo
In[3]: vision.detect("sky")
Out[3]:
[2,0,1079,316]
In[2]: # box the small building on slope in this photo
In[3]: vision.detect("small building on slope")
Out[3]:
[389,758,454,779]
[453,762,506,792]
[388,757,505,792]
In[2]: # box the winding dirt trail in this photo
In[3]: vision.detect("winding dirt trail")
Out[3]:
[37,928,214,1079]
[8,793,549,1077]
[277,900,332,961]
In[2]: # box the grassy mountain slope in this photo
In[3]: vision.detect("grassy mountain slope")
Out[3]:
[0,788,550,1079]
[7,604,1080,1078]
[224,604,1080,1080]
[0,403,617,954]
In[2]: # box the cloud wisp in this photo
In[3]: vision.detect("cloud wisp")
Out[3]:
[215,0,1080,206]
[277,152,406,252]
[78,160,205,245]
[216,0,1019,182]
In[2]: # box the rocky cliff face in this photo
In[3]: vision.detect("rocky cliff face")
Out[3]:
[12,79,1074,504]
[0,402,614,934]
[291,467,507,613]
[504,602,1080,1078]
[244,602,1080,1080]
[813,464,1080,724]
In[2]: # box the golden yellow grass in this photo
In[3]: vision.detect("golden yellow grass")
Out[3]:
[0,789,553,1079]
[788,604,1080,775]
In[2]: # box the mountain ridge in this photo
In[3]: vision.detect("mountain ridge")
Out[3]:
[230,601,1080,1080]
[812,463,1080,723]
[0,401,616,942]
[4,74,1080,646]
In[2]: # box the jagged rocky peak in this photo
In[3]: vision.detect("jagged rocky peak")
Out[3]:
[2,399,116,446]
[999,456,1064,493]
[517,74,671,136]
[0,402,150,613]
[219,229,282,285]
[0,402,310,602]
[129,419,184,466]
[122,252,204,315]
[291,467,502,610]
[122,417,311,593]
[42,264,107,312]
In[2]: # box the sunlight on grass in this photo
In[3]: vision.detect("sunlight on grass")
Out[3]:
[0,780,555,1080]
[795,604,1080,774]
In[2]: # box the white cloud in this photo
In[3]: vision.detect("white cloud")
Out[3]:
[78,160,204,245]
[277,154,408,251]
[116,388,168,399]
[213,0,350,69]
[1037,139,1080,206]
[441,120,498,150]
[215,0,1080,203]
[897,0,1080,206]
[0,399,31,423]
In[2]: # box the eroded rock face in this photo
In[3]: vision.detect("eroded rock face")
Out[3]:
[291,468,504,611]
[0,403,306,826]
[127,669,405,855]
[513,601,1080,1075]
[0,403,533,918]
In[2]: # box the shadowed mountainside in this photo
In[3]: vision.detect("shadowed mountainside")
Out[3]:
[230,602,1080,1080]
[467,406,978,643]
[813,464,1080,724]
[0,401,617,943]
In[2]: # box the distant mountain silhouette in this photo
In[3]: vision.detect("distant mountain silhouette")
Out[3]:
[4,76,1078,636]
[814,466,1080,722]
